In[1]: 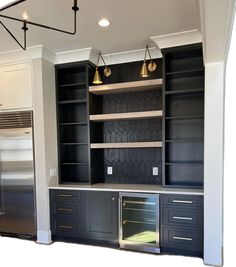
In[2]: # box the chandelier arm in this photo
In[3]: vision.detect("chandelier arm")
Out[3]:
[0,0,26,12]
[0,0,79,35]
[0,20,26,50]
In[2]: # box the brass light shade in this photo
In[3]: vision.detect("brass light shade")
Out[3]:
[140,45,157,78]
[140,60,149,78]
[93,67,103,84]
[148,61,157,72]
[104,66,112,77]
[92,52,111,84]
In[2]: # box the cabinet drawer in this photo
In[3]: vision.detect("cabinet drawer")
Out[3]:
[52,201,80,217]
[162,227,203,251]
[162,194,203,208]
[52,217,80,236]
[162,207,203,229]
[50,189,80,201]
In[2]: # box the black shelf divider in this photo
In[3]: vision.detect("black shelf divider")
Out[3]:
[165,115,204,120]
[165,139,203,143]
[58,82,87,88]
[165,68,204,76]
[60,122,87,126]
[165,88,204,95]
[59,99,87,104]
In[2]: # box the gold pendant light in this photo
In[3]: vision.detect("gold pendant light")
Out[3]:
[140,60,149,78]
[140,45,157,78]
[93,67,103,84]
[93,52,112,84]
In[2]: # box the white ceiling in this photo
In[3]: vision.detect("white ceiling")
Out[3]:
[0,0,201,54]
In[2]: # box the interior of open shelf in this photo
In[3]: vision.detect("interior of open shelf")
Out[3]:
[90,118,162,144]
[91,148,162,185]
[59,102,87,124]
[165,92,204,117]
[164,46,203,73]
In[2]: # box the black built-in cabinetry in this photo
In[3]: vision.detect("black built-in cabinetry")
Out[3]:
[52,44,204,258]
[50,189,119,243]
[56,62,93,184]
[162,44,204,188]
[161,194,203,257]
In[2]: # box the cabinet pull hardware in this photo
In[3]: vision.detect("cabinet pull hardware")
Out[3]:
[173,216,193,221]
[58,225,73,229]
[173,236,193,241]
[123,220,156,225]
[112,197,115,201]
[58,208,73,212]
[57,194,73,198]
[123,200,155,206]
[172,200,193,204]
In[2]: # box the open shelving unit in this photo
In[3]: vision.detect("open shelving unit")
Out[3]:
[89,60,163,185]
[162,43,204,188]
[56,62,93,184]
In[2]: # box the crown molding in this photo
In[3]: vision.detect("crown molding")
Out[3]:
[0,45,44,65]
[100,47,162,66]
[151,30,202,50]
[54,47,92,65]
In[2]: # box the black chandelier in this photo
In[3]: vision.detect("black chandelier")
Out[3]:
[0,0,79,50]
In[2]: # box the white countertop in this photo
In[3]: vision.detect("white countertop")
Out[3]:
[48,182,204,195]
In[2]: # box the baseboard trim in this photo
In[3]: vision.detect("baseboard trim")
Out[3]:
[36,230,52,244]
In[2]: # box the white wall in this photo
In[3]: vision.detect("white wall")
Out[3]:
[204,62,225,266]
[33,58,57,244]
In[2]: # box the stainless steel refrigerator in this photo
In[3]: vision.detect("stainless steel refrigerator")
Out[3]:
[0,111,36,238]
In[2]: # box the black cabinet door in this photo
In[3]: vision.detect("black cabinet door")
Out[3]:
[81,191,119,241]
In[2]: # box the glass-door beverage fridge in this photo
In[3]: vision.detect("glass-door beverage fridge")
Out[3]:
[119,192,160,253]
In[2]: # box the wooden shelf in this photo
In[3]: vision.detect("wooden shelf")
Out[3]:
[165,88,204,95]
[90,110,163,122]
[89,79,162,95]
[90,142,162,149]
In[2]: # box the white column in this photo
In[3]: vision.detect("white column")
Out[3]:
[204,62,224,266]
[33,58,57,244]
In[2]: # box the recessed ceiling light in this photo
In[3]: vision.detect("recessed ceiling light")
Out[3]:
[98,18,111,27]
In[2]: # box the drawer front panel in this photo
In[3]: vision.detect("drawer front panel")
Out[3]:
[162,194,203,208]
[162,207,203,228]
[162,227,203,251]
[53,201,80,217]
[51,189,80,201]
[52,217,80,236]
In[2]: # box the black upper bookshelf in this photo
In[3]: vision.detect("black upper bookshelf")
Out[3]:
[56,62,93,184]
[162,43,204,188]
